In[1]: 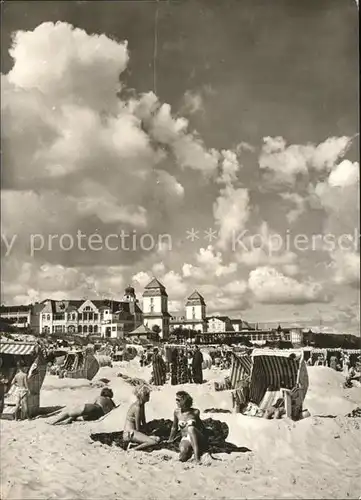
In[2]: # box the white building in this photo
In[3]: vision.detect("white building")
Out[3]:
[206,316,234,333]
[170,291,208,333]
[100,286,143,339]
[142,278,171,339]
[0,304,43,334]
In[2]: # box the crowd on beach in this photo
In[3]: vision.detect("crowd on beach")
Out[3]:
[1,335,361,464]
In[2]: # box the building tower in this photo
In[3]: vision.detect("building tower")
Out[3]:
[185,291,207,333]
[123,285,137,303]
[142,278,170,339]
[121,284,143,330]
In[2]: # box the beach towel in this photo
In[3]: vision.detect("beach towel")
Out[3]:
[90,418,250,455]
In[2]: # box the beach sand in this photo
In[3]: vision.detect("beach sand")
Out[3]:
[1,363,361,500]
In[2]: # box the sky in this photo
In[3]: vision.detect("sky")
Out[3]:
[1,0,359,334]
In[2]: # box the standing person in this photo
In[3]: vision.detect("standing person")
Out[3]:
[186,351,193,383]
[177,349,189,384]
[11,360,29,420]
[329,355,338,371]
[123,385,160,450]
[192,345,204,384]
[151,347,166,386]
[170,348,178,385]
[0,358,7,416]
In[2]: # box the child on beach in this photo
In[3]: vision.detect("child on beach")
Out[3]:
[168,391,207,463]
[51,387,115,425]
[123,385,161,451]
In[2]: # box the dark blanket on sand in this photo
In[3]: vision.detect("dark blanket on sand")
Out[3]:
[90,418,251,454]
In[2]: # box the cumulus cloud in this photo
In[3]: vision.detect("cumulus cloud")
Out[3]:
[331,251,360,287]
[311,159,359,239]
[132,269,187,300]
[181,91,204,115]
[328,159,359,188]
[2,21,219,273]
[236,222,299,275]
[214,186,250,250]
[0,260,127,305]
[212,150,250,250]
[182,246,237,280]
[279,192,307,224]
[248,266,328,304]
[259,135,352,188]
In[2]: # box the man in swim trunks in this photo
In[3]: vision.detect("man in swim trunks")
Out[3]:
[51,388,115,425]
[168,391,207,463]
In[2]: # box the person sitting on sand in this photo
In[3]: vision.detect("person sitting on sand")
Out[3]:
[123,385,161,451]
[168,391,207,463]
[51,387,115,425]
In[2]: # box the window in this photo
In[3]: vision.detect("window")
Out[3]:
[78,325,82,333]
[192,307,195,319]
[83,325,88,334]
[93,325,98,334]
[85,306,91,311]
[47,314,50,320]
[89,325,93,334]
[94,314,98,321]
[42,314,47,320]
[78,313,83,321]
[150,298,154,313]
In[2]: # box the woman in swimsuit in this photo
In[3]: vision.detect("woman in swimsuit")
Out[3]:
[123,385,160,451]
[168,391,207,463]
[51,388,115,425]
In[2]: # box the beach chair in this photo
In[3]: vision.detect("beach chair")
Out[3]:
[248,349,309,420]
[229,352,252,412]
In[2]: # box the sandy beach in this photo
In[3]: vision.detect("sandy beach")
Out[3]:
[1,363,360,500]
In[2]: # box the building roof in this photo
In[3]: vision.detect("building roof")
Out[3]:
[144,278,166,290]
[186,290,206,306]
[207,315,231,322]
[0,305,32,313]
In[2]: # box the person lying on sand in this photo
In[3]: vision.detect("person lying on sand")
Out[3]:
[123,385,161,451]
[168,391,207,463]
[51,388,115,425]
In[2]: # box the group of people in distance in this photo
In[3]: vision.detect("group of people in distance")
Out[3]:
[51,384,206,463]
[151,345,205,386]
